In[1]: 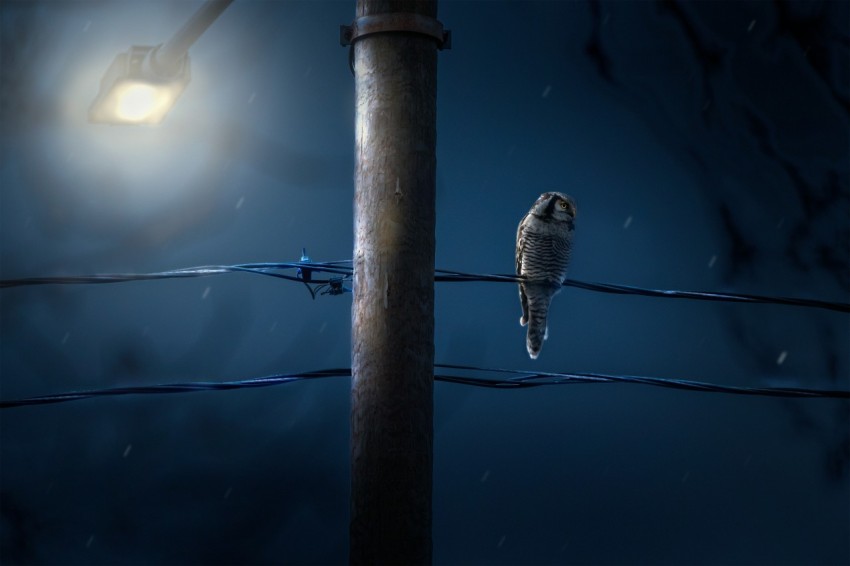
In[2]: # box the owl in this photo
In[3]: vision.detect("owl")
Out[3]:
[516,192,577,359]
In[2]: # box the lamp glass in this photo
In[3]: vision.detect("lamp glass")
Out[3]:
[113,81,175,123]
[88,47,190,125]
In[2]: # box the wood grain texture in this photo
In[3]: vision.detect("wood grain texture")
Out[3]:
[350,1,438,564]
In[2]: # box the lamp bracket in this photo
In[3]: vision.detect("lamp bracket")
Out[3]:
[340,13,451,50]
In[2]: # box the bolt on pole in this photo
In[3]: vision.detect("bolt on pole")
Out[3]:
[349,0,442,563]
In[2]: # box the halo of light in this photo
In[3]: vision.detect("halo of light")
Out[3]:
[115,82,170,122]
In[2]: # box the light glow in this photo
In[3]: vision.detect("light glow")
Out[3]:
[91,79,181,125]
[114,82,174,122]
[88,46,190,125]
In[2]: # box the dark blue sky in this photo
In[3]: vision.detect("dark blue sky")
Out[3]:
[1,1,848,564]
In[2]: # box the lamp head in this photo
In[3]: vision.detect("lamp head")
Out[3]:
[89,45,190,125]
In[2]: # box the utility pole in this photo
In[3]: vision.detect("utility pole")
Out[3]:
[346,1,448,563]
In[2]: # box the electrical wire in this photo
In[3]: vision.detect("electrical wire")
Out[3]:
[1,364,847,409]
[435,364,850,398]
[0,262,353,287]
[2,256,846,409]
[2,260,847,312]
[0,369,348,409]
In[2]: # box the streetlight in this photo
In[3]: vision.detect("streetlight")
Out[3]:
[88,44,191,124]
[89,0,233,124]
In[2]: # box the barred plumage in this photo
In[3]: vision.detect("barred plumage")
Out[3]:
[516,192,576,359]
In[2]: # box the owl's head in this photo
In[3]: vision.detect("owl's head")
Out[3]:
[533,192,577,222]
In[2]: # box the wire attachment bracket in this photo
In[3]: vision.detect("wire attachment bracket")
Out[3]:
[340,13,451,50]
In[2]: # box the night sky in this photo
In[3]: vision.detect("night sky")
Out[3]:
[1,1,848,564]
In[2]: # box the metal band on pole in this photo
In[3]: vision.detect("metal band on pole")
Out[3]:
[340,13,451,50]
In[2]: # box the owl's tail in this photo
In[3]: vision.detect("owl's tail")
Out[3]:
[522,283,560,360]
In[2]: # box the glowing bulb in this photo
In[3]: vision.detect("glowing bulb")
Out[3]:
[89,46,190,125]
[114,82,172,123]
[116,83,158,121]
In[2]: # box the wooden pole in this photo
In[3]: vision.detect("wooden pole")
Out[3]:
[350,0,439,563]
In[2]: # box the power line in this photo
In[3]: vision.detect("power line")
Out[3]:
[2,259,847,313]
[0,262,352,287]
[436,364,850,398]
[436,268,850,313]
[0,369,347,409]
[1,364,847,409]
[2,256,846,410]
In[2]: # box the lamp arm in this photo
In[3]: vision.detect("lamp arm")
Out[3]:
[153,0,234,76]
